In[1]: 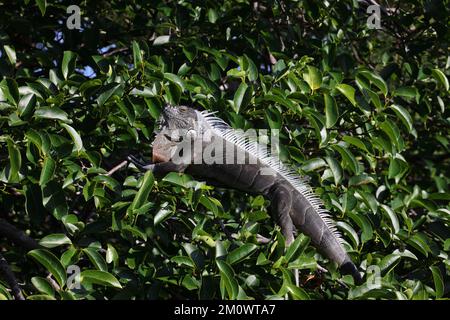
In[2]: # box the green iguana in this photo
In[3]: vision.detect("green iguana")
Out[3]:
[128,105,362,284]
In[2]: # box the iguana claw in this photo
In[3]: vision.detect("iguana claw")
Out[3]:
[127,155,155,171]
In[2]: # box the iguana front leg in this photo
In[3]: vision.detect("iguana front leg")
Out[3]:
[127,155,188,176]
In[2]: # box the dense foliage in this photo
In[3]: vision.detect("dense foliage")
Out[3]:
[0,0,449,300]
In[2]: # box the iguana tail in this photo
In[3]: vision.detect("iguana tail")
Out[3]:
[271,182,363,284]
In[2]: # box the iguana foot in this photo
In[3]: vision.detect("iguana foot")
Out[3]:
[127,155,155,171]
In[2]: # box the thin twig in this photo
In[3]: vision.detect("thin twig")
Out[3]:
[46,273,61,292]
[102,47,129,57]
[105,160,129,176]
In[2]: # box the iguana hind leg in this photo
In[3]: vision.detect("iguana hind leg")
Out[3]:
[269,183,300,287]
[269,183,295,244]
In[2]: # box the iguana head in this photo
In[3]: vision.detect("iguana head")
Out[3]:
[158,105,198,131]
[152,105,200,163]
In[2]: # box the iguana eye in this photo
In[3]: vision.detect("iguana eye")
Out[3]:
[186,129,196,138]
[179,106,187,112]
[164,133,183,142]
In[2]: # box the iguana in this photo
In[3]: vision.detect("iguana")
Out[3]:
[128,105,362,284]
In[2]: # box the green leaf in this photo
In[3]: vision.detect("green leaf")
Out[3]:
[207,8,218,23]
[388,156,407,181]
[129,171,154,211]
[336,221,359,248]
[164,73,186,91]
[325,156,342,185]
[389,104,413,133]
[348,212,373,243]
[61,123,84,152]
[379,119,404,152]
[60,291,76,300]
[358,70,388,96]
[132,41,143,67]
[331,143,359,174]
[34,107,71,123]
[171,256,195,269]
[96,83,123,106]
[260,93,296,110]
[31,277,54,296]
[431,68,449,91]
[182,46,197,62]
[336,84,356,106]
[79,79,102,97]
[18,93,36,118]
[301,158,326,172]
[393,86,419,101]
[304,66,322,91]
[39,234,72,248]
[28,249,67,288]
[227,244,258,265]
[284,234,310,263]
[106,244,119,265]
[428,193,450,201]
[444,239,450,251]
[406,234,431,257]
[324,93,338,128]
[429,266,444,298]
[244,55,258,81]
[35,0,47,15]
[287,256,317,270]
[153,35,170,46]
[216,260,238,299]
[117,100,136,126]
[342,136,369,153]
[286,283,310,300]
[164,82,181,105]
[39,157,56,186]
[3,45,17,65]
[122,225,148,241]
[154,207,173,226]
[83,248,108,272]
[24,184,46,225]
[265,106,282,130]
[27,294,56,300]
[379,254,401,273]
[355,190,378,213]
[6,137,21,182]
[162,172,193,188]
[0,78,20,105]
[380,204,400,234]
[61,51,77,80]
[363,88,382,110]
[349,174,376,187]
[80,270,122,289]
[42,181,69,220]
[0,284,12,300]
[61,247,79,267]
[233,82,248,113]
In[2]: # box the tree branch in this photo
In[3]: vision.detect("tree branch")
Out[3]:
[0,218,40,251]
[0,253,25,300]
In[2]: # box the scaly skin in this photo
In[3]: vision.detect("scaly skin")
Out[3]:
[129,105,362,284]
